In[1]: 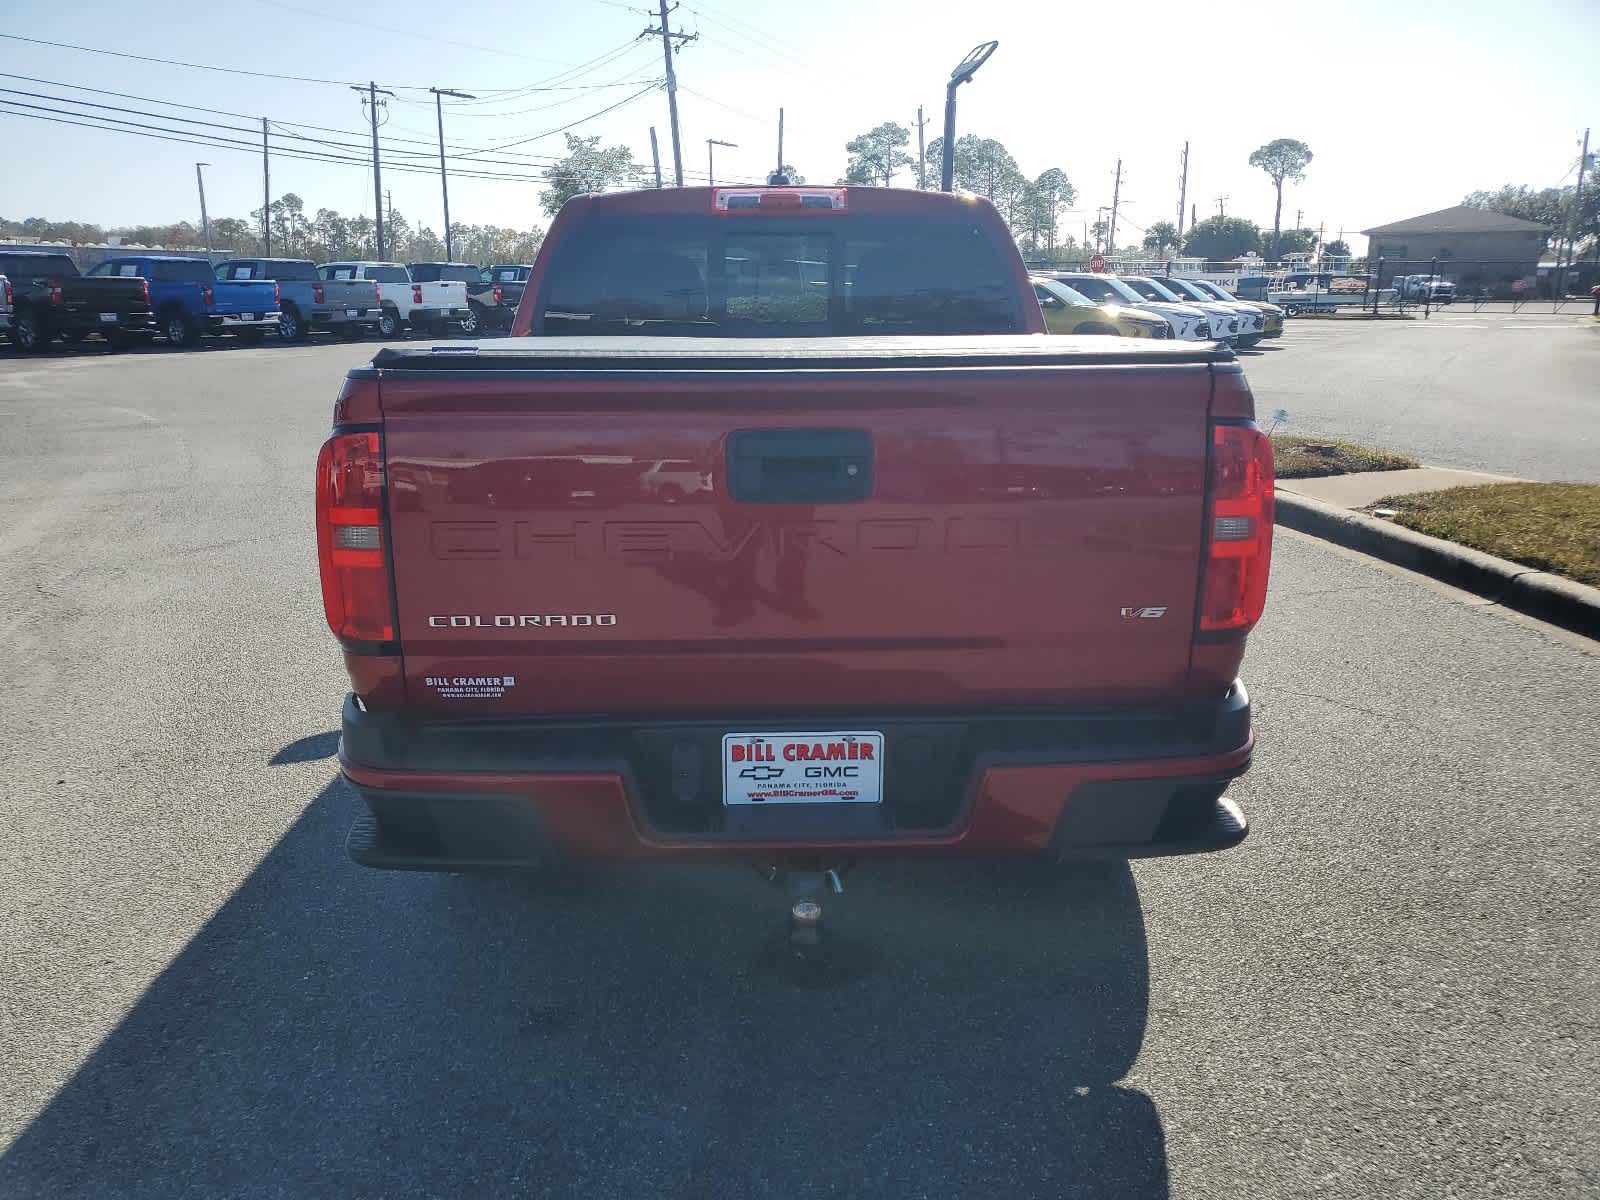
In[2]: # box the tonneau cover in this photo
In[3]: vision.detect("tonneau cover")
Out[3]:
[366,334,1233,373]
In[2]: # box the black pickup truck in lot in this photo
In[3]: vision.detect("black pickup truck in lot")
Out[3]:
[1,250,153,351]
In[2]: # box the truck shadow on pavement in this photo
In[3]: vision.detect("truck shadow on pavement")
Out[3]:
[1,778,1168,1200]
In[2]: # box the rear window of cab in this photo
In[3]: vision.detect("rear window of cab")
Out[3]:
[534,215,1025,337]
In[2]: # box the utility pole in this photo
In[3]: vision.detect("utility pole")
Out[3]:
[776,107,784,178]
[1108,158,1123,252]
[1295,207,1303,232]
[1215,194,1228,217]
[386,189,393,231]
[648,126,663,188]
[644,0,696,187]
[261,118,271,255]
[1558,127,1590,299]
[352,81,395,258]
[195,162,212,254]
[914,105,929,189]
[706,137,735,187]
[1176,140,1189,239]
[430,87,475,261]
[1191,202,1197,231]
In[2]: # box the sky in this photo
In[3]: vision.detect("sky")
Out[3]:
[2,0,1597,254]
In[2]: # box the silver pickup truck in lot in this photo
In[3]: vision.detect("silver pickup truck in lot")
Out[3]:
[320,262,474,339]
[216,258,382,342]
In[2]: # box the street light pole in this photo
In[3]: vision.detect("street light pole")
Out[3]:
[194,162,212,254]
[707,138,736,188]
[430,87,476,261]
[940,40,998,192]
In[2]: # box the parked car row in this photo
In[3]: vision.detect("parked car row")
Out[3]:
[0,252,534,352]
[1033,271,1285,346]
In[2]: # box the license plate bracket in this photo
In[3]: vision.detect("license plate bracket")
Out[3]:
[722,731,883,806]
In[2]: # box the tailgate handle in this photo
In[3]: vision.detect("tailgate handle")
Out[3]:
[727,429,873,504]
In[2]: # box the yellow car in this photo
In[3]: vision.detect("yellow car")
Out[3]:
[1032,275,1171,338]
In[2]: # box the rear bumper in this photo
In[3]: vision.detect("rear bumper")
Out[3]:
[340,683,1255,870]
[59,310,152,335]
[311,307,381,326]
[205,312,280,330]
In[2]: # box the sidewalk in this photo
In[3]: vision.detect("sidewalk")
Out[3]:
[1277,465,1520,510]
[1273,466,1600,639]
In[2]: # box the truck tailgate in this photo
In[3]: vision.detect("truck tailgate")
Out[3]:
[210,280,280,312]
[64,275,149,317]
[323,280,379,309]
[373,337,1223,717]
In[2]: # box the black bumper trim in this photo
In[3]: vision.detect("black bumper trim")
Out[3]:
[341,684,1253,868]
[341,683,1251,775]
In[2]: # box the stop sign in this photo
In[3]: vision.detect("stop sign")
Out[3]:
[1089,253,1106,273]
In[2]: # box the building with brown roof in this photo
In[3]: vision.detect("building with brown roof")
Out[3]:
[1361,205,1550,289]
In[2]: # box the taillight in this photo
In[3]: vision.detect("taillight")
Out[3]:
[200,283,214,307]
[1199,423,1274,634]
[273,282,281,307]
[412,284,423,304]
[372,282,380,303]
[47,279,63,305]
[140,278,151,307]
[315,431,395,646]
[492,285,503,303]
[313,282,324,304]
[3,278,11,305]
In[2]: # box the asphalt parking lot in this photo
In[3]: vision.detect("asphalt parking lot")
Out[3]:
[1244,310,1600,482]
[1,335,1598,1198]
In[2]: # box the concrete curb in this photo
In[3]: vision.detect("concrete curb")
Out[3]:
[1274,490,1600,640]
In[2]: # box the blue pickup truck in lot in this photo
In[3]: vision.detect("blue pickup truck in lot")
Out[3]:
[88,255,280,347]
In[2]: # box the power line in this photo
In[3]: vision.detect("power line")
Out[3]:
[0,103,554,184]
[405,38,650,106]
[395,67,663,121]
[449,82,661,159]
[268,120,564,171]
[687,1,807,69]
[0,75,582,168]
[246,0,576,65]
[0,32,374,88]
[0,30,600,94]
[0,86,266,138]
[677,85,763,124]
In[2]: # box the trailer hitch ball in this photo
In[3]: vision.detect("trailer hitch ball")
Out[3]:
[790,900,823,945]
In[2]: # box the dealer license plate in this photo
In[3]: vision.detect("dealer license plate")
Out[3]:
[99,313,117,323]
[722,731,884,806]
[346,308,360,318]
[239,313,257,322]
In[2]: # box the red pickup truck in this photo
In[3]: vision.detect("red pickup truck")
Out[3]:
[318,185,1273,892]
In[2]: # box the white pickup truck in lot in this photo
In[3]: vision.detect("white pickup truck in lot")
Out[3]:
[318,262,474,338]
